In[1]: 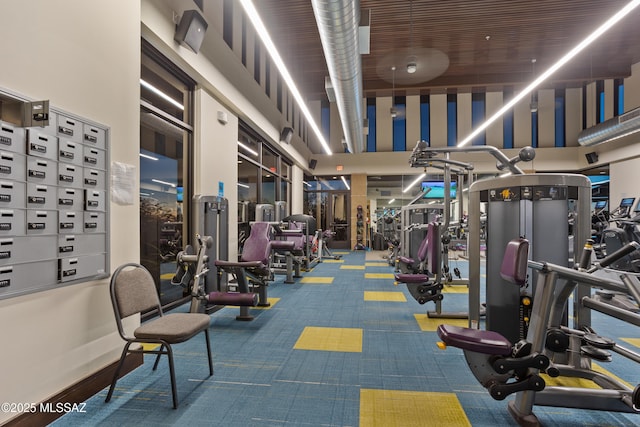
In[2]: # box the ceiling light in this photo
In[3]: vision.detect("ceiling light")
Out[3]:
[237,140,258,157]
[237,182,250,189]
[403,173,426,193]
[388,198,395,205]
[140,79,184,111]
[240,0,332,155]
[406,62,417,74]
[341,175,350,190]
[139,153,159,161]
[152,178,176,188]
[457,0,640,147]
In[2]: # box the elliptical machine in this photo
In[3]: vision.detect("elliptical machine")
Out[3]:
[602,197,640,272]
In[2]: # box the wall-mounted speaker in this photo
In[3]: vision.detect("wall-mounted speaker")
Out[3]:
[309,159,317,170]
[585,152,599,164]
[280,127,293,144]
[174,10,208,54]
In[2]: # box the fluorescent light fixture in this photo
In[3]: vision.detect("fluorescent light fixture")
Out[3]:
[303,181,312,187]
[403,173,426,193]
[139,153,159,161]
[140,192,151,196]
[388,198,395,205]
[237,182,250,189]
[239,0,333,155]
[140,79,184,111]
[457,0,640,147]
[237,140,258,156]
[151,178,176,188]
[341,175,350,190]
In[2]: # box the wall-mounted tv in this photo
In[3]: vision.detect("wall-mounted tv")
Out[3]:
[176,186,184,203]
[421,181,457,199]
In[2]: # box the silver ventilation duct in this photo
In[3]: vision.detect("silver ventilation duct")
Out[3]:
[311,0,365,154]
[578,106,640,146]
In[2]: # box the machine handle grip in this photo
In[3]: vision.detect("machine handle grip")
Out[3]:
[577,239,594,270]
[594,241,640,270]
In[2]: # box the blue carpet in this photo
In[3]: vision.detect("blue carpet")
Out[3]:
[52,251,639,426]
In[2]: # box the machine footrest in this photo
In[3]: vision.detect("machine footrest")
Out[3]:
[207,291,258,306]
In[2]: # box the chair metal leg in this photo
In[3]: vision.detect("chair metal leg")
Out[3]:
[152,344,164,371]
[105,342,132,403]
[204,330,213,376]
[166,345,178,409]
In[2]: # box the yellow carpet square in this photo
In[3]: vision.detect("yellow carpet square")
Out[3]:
[294,326,362,352]
[365,262,390,267]
[340,265,366,270]
[300,277,334,284]
[621,337,640,348]
[252,297,280,309]
[365,273,395,279]
[323,259,344,263]
[333,251,350,255]
[414,314,469,332]
[592,362,632,389]
[441,285,469,294]
[360,388,471,427]
[364,291,407,302]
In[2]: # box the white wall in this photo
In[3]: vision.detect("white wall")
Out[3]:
[195,89,240,260]
[0,1,140,423]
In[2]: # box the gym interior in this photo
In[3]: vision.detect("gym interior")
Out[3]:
[2,1,640,426]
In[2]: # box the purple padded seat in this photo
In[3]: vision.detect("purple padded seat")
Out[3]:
[396,223,438,282]
[215,221,272,269]
[500,237,529,285]
[282,223,305,251]
[397,227,430,267]
[271,240,296,251]
[436,238,530,355]
[437,324,512,356]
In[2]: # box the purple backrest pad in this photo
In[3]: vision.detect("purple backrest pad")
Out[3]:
[427,222,439,275]
[242,222,272,264]
[416,231,430,263]
[500,238,529,286]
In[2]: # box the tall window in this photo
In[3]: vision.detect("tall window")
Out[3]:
[392,96,406,151]
[471,93,485,145]
[614,78,624,116]
[596,80,605,123]
[420,95,430,143]
[366,98,376,152]
[503,87,514,149]
[237,123,293,248]
[554,89,566,147]
[447,94,457,146]
[140,40,195,308]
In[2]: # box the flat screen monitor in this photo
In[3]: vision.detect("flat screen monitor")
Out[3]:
[594,200,607,210]
[620,197,635,208]
[421,181,457,199]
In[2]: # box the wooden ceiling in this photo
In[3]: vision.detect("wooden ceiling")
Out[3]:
[253,0,640,100]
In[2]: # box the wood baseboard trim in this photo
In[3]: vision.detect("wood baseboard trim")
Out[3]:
[4,352,143,427]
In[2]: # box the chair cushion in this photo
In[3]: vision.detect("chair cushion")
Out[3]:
[134,313,210,343]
